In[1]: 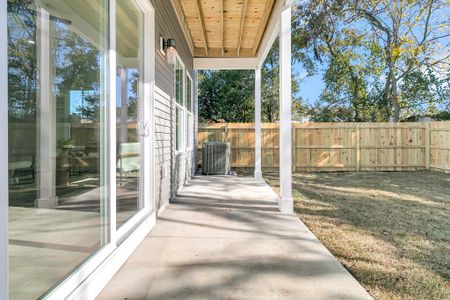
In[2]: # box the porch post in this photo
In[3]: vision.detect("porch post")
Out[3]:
[279,3,293,213]
[35,8,58,208]
[254,67,262,181]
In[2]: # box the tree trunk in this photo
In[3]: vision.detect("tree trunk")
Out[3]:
[384,42,400,121]
[348,66,360,121]
[391,75,400,121]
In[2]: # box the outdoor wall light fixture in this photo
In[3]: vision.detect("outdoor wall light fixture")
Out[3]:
[162,37,176,65]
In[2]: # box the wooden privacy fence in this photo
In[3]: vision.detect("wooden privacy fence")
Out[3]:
[198,122,450,173]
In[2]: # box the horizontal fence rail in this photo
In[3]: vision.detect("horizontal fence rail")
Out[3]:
[198,122,450,173]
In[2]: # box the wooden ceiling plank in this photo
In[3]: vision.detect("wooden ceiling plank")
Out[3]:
[237,0,249,57]
[171,0,275,59]
[251,0,274,56]
[220,0,224,56]
[195,0,209,55]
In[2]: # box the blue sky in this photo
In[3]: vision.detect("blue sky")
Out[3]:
[69,69,137,115]
[294,64,324,105]
[69,91,83,114]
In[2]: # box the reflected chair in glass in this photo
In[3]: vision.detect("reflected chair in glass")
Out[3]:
[117,142,140,185]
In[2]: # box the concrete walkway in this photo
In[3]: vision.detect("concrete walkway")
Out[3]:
[97,176,372,300]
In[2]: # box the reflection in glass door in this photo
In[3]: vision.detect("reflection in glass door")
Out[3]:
[116,0,145,228]
[7,0,109,298]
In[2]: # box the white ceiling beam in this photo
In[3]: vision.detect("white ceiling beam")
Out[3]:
[194,57,259,70]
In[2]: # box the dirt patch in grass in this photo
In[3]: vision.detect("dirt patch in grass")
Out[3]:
[263,171,450,300]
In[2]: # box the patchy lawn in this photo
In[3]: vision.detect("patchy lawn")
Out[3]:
[264,171,450,300]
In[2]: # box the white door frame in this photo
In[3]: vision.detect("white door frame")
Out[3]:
[0,0,8,298]
[115,0,155,240]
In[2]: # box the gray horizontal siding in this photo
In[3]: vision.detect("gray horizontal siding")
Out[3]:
[154,87,172,210]
[151,0,196,209]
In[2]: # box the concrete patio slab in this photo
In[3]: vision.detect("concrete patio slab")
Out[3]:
[97,176,372,300]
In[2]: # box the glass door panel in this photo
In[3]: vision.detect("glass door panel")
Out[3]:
[7,0,109,298]
[116,0,145,228]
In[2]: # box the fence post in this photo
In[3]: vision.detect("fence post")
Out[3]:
[223,124,228,142]
[292,125,296,173]
[425,122,431,170]
[356,123,361,172]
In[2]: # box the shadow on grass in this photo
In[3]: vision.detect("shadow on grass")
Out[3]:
[264,170,450,299]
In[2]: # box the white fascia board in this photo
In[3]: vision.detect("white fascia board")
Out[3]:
[193,57,259,70]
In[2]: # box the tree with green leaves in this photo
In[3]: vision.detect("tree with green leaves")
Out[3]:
[294,0,449,121]
[8,0,37,121]
[198,41,303,123]
[198,69,255,123]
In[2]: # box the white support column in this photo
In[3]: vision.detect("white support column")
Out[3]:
[35,8,58,208]
[279,4,293,213]
[1,0,9,297]
[254,68,262,181]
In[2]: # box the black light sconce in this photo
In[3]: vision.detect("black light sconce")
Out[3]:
[160,36,176,64]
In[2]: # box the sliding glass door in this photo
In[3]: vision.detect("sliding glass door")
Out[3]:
[7,0,109,298]
[115,0,147,229]
[5,0,154,297]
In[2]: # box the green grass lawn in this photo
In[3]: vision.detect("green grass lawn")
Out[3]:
[264,171,450,300]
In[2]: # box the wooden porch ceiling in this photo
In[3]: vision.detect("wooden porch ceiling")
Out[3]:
[172,0,275,58]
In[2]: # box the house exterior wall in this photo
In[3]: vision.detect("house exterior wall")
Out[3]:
[151,0,196,211]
